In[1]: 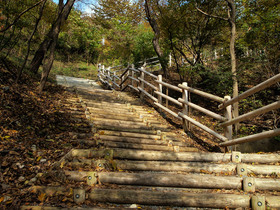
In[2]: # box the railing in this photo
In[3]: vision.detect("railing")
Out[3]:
[98,58,280,149]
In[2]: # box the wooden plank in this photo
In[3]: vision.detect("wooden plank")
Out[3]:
[128,76,139,83]
[129,67,140,73]
[178,84,225,103]
[178,112,228,142]
[138,77,158,90]
[220,128,280,147]
[138,87,158,102]
[155,80,182,92]
[88,189,250,208]
[221,101,280,127]
[100,141,199,152]
[70,148,233,162]
[128,85,140,92]
[138,68,157,79]
[155,91,182,106]
[97,172,242,189]
[154,102,182,119]
[219,73,280,109]
[178,98,226,122]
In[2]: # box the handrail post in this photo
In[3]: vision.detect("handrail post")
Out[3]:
[108,67,111,88]
[224,95,233,151]
[131,64,135,87]
[102,65,105,81]
[157,75,162,105]
[182,82,190,132]
[113,71,116,90]
[139,66,145,100]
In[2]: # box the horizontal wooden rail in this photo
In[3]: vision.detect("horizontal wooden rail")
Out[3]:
[129,68,140,73]
[178,98,227,122]
[106,75,113,81]
[221,101,280,127]
[111,64,123,69]
[112,81,120,88]
[128,76,139,83]
[138,68,157,79]
[155,102,182,120]
[155,80,182,92]
[220,128,280,147]
[146,64,161,69]
[112,75,120,80]
[219,73,280,109]
[138,77,158,90]
[178,112,228,142]
[128,85,140,92]
[178,84,224,103]
[138,87,158,102]
[154,91,182,107]
[146,60,160,65]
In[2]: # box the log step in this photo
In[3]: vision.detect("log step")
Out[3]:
[62,170,280,191]
[98,135,190,147]
[69,148,280,163]
[97,141,199,152]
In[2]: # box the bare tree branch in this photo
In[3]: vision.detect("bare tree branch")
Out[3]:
[196,6,228,21]
[0,0,45,33]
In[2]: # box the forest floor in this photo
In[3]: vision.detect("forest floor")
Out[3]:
[0,65,95,208]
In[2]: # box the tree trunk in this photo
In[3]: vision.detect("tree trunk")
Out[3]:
[226,0,239,131]
[30,0,75,74]
[144,0,167,76]
[16,0,47,83]
[38,0,75,92]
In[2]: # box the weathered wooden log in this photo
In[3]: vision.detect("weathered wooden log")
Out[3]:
[114,160,236,173]
[98,130,160,138]
[98,135,190,147]
[241,153,280,164]
[255,178,280,191]
[97,172,242,189]
[70,149,230,162]
[247,164,280,175]
[266,196,280,208]
[94,124,171,133]
[99,141,199,152]
[88,189,250,208]
[88,106,149,115]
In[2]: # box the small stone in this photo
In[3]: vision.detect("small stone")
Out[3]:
[18,176,25,182]
[129,204,138,208]
[16,162,25,169]
[40,159,47,163]
[30,177,37,183]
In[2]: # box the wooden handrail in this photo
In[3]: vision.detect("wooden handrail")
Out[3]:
[155,102,182,120]
[138,77,158,90]
[138,68,157,79]
[221,101,280,127]
[220,128,280,147]
[155,80,182,92]
[219,73,280,109]
[154,91,182,107]
[178,112,228,142]
[178,98,227,122]
[178,84,225,103]
[128,76,139,83]
[138,87,158,102]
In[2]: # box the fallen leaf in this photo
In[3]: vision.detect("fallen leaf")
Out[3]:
[0,197,4,203]
[38,193,46,202]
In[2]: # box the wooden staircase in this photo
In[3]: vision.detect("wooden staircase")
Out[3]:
[21,85,280,209]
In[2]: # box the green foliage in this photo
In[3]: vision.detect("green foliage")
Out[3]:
[50,61,98,80]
